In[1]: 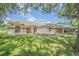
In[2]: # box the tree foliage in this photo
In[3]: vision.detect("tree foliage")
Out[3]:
[0,3,58,18]
[0,3,19,18]
[58,4,79,19]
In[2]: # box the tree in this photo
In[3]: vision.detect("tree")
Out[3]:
[58,4,79,51]
[0,3,20,17]
[0,3,21,24]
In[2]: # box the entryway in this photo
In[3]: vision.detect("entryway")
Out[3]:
[26,28,32,34]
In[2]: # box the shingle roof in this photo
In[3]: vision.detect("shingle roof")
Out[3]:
[8,20,64,28]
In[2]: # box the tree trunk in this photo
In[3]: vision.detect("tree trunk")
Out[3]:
[75,19,79,52]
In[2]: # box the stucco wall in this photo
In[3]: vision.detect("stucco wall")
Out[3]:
[36,27,48,34]
[36,27,57,34]
[36,27,64,34]
[8,25,64,35]
[8,28,26,35]
[8,29,15,35]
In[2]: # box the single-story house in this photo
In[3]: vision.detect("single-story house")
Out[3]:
[7,20,64,35]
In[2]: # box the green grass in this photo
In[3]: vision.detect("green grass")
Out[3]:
[0,34,77,56]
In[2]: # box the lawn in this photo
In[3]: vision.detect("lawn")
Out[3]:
[0,34,78,56]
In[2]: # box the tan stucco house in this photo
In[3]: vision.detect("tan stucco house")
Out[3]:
[7,20,64,35]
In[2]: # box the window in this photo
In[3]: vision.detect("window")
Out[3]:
[48,28,52,32]
[33,27,37,34]
[15,26,21,33]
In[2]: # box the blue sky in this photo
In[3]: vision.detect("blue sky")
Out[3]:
[5,8,69,24]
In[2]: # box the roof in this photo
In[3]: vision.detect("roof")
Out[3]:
[8,20,44,27]
[41,23,64,28]
[8,20,64,28]
[58,24,77,28]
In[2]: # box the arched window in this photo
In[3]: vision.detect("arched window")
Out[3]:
[48,28,52,32]
[15,26,21,33]
[33,27,37,34]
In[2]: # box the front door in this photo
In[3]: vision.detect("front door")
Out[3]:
[26,28,31,34]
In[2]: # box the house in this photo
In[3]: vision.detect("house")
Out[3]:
[7,20,64,35]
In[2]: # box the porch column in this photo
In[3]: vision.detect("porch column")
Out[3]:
[62,28,64,34]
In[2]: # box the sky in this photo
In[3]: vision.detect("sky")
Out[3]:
[5,8,69,24]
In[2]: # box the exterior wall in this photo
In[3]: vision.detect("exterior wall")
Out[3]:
[36,27,49,34]
[8,27,64,35]
[31,27,34,34]
[36,27,57,34]
[36,27,64,34]
[8,25,27,35]
[56,28,64,34]
[23,29,26,34]
[20,29,26,35]
[8,23,64,35]
[51,29,57,34]
[8,29,15,35]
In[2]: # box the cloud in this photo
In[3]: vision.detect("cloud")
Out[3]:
[4,17,11,24]
[5,11,44,23]
[25,13,37,22]
[6,17,11,20]
[27,16,37,22]
[27,18,36,21]
[25,13,47,23]
[46,21,52,23]
[5,17,11,21]
[25,13,33,18]
[20,11,25,16]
